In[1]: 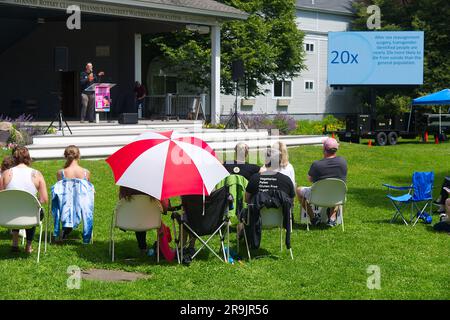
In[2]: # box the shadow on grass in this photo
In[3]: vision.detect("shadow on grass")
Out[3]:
[0,244,32,261]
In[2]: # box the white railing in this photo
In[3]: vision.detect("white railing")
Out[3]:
[146,94,206,119]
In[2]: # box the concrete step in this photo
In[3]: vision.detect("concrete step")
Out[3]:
[31,129,269,146]
[28,134,326,160]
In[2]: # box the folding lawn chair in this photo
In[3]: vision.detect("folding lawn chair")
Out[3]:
[0,190,44,263]
[300,178,347,231]
[383,171,434,226]
[215,174,248,255]
[169,186,231,264]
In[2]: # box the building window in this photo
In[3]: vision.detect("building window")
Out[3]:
[152,76,178,95]
[238,79,258,98]
[305,42,315,53]
[304,80,314,91]
[274,80,292,98]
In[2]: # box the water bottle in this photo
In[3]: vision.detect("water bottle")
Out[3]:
[228,194,234,210]
[422,213,432,224]
[147,248,155,257]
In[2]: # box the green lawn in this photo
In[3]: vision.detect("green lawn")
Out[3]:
[0,140,449,300]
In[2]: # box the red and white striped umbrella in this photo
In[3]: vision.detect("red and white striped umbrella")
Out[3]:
[106,130,229,200]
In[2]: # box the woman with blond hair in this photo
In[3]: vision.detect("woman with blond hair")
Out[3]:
[268,141,296,188]
[1,147,48,253]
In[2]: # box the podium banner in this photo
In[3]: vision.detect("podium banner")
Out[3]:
[95,86,111,112]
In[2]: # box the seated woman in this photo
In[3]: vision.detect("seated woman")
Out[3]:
[56,145,91,240]
[267,141,296,188]
[1,147,48,253]
[118,186,169,255]
[57,145,91,181]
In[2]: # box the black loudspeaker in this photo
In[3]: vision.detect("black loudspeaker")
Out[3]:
[232,59,245,81]
[54,47,68,72]
[119,113,138,124]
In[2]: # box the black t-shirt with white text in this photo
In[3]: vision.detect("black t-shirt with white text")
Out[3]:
[246,171,295,198]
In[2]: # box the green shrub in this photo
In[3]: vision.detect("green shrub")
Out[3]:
[291,115,345,135]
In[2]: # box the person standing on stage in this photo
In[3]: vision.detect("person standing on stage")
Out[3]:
[80,63,104,123]
[134,81,147,119]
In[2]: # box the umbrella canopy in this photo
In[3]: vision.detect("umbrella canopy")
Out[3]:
[412,89,450,105]
[106,131,229,200]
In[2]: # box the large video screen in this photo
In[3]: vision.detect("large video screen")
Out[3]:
[327,31,424,85]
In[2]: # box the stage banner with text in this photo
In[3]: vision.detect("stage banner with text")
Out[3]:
[95,86,111,112]
[328,31,424,85]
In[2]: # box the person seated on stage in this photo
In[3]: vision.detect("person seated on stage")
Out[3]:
[223,142,263,181]
[1,147,48,254]
[56,145,91,240]
[80,62,105,123]
[118,186,169,255]
[296,137,347,227]
[0,156,15,190]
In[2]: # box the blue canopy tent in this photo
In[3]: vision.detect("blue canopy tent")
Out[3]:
[412,89,450,136]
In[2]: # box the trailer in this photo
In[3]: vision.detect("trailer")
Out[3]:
[335,112,450,146]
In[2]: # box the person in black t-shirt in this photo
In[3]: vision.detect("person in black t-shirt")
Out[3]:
[223,142,262,181]
[80,62,105,123]
[297,138,347,227]
[246,148,295,203]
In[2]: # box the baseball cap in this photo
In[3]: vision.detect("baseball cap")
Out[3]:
[323,137,339,152]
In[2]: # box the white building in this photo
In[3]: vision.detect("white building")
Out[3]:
[220,0,358,120]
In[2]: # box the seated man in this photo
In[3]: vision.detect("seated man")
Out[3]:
[223,142,262,181]
[297,137,347,227]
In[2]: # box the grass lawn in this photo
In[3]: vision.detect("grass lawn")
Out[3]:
[0,140,449,300]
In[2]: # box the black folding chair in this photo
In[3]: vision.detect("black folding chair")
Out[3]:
[169,186,231,264]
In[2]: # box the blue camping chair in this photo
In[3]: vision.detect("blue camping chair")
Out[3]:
[383,172,434,226]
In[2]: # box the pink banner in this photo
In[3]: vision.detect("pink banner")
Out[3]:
[95,86,111,112]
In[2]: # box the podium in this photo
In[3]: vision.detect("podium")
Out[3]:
[85,83,116,123]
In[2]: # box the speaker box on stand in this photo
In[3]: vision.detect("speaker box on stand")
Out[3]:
[54,47,68,72]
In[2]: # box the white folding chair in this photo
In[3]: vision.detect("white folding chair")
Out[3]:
[301,178,347,231]
[110,195,162,262]
[0,190,44,263]
[261,207,294,260]
[241,205,294,260]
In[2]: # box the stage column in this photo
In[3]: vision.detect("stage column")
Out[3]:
[135,33,142,83]
[211,24,221,125]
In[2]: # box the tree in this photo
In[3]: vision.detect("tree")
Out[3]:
[352,0,450,114]
[145,0,306,97]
